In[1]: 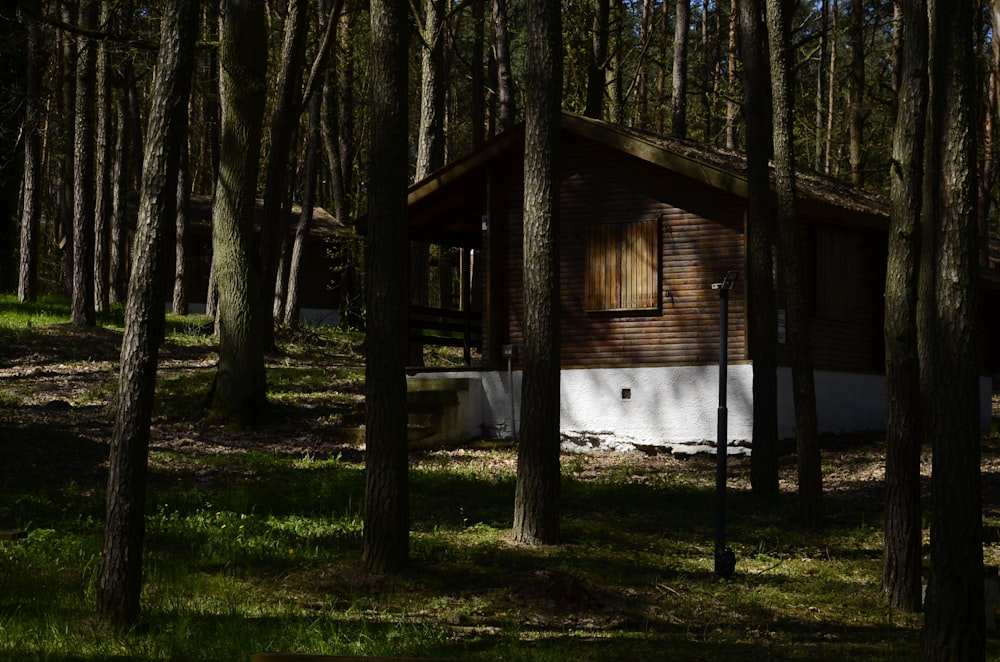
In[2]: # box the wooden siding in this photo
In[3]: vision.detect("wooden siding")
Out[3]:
[775,223,886,373]
[503,133,747,369]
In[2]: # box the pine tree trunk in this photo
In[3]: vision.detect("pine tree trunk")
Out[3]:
[766,0,823,525]
[671,0,690,138]
[285,88,322,328]
[174,118,191,316]
[848,0,864,186]
[513,0,561,547]
[261,0,309,348]
[17,16,42,303]
[209,0,269,426]
[72,0,98,327]
[585,0,609,119]
[363,0,411,574]
[471,0,487,143]
[97,0,198,627]
[738,0,779,498]
[920,2,984,657]
[882,0,926,614]
[93,0,113,313]
[492,0,515,130]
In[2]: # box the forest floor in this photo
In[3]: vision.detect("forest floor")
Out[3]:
[1,301,1000,660]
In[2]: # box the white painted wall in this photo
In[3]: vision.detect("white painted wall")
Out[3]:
[408,367,994,453]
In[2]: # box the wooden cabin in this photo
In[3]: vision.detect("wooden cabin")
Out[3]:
[404,112,995,452]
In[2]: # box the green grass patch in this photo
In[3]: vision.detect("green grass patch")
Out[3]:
[1,297,997,660]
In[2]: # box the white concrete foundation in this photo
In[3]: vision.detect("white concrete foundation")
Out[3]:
[407,367,994,454]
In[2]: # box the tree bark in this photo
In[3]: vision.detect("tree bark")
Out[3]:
[72,0,98,327]
[17,14,43,303]
[261,0,309,347]
[410,0,449,366]
[471,0,487,143]
[513,0,561,546]
[848,0,864,186]
[174,114,191,315]
[492,0,515,130]
[209,0,269,426]
[585,0,609,119]
[882,0,927,614]
[671,0,690,138]
[93,0,113,313]
[738,0,779,498]
[97,0,198,628]
[920,1,983,657]
[766,0,823,525]
[285,79,322,328]
[363,0,411,573]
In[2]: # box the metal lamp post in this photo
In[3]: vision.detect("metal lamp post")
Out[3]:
[712,271,738,579]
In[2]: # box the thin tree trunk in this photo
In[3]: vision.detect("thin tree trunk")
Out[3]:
[585,0,610,119]
[261,0,309,348]
[410,0,448,366]
[97,0,198,628]
[766,0,823,525]
[18,15,43,303]
[285,84,322,328]
[848,0,864,186]
[513,0,562,546]
[174,114,191,315]
[93,0,113,313]
[815,0,828,170]
[672,0,690,138]
[492,0,515,130]
[824,0,838,174]
[72,0,98,327]
[725,0,737,149]
[882,0,927,614]
[471,0,487,143]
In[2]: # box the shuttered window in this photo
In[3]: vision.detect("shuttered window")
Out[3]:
[585,219,660,311]
[815,227,856,321]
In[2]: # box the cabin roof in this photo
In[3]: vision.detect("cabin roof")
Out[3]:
[402,111,889,249]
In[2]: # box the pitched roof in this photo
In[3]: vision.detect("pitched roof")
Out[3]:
[401,111,890,247]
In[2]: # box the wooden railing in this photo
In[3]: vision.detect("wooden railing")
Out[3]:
[408,305,482,366]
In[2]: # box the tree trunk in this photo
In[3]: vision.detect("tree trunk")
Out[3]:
[513,0,561,546]
[72,0,98,327]
[671,0,690,138]
[93,0,113,313]
[848,0,864,186]
[492,0,515,130]
[109,0,137,307]
[285,83,322,328]
[471,0,487,143]
[363,0,411,574]
[261,0,309,348]
[882,0,927,614]
[725,0,736,149]
[17,15,43,303]
[824,0,838,174]
[174,115,191,315]
[97,0,198,628]
[920,1,983,657]
[737,0,779,498]
[766,0,823,525]
[410,0,449,366]
[209,0,269,426]
[585,0,610,119]
[815,0,828,170]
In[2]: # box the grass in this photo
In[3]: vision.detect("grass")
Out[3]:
[0,295,996,660]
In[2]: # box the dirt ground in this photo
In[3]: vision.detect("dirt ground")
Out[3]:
[3,323,1000,534]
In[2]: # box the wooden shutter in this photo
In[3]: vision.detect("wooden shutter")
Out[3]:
[585,219,659,311]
